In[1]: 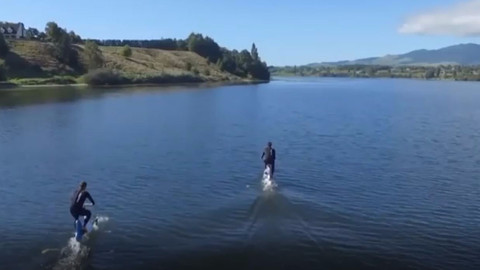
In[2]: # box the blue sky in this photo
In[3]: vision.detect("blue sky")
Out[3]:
[1,0,479,66]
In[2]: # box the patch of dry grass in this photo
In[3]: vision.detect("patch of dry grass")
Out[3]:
[99,46,238,81]
[8,40,60,72]
[5,40,241,83]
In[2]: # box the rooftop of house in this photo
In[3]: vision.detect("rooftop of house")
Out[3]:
[0,22,24,35]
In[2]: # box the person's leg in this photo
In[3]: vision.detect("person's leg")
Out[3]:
[70,207,79,220]
[78,208,91,227]
[70,207,80,228]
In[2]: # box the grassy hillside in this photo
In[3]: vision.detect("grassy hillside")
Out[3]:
[98,46,238,81]
[0,40,242,86]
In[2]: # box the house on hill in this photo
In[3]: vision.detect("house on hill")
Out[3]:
[0,22,26,39]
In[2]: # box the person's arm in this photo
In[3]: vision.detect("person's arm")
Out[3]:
[272,149,276,160]
[86,192,95,205]
[261,151,265,159]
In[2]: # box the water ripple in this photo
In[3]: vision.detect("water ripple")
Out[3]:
[1,79,480,270]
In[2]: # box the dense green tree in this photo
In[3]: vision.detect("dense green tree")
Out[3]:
[55,32,78,66]
[186,33,201,51]
[217,50,237,74]
[83,68,125,86]
[251,43,259,61]
[84,41,104,69]
[57,33,71,60]
[38,32,47,41]
[44,22,79,66]
[69,31,82,44]
[187,33,222,63]
[425,69,435,79]
[366,66,374,77]
[121,45,132,57]
[176,40,188,51]
[0,33,9,57]
[225,49,247,76]
[238,50,253,71]
[0,64,6,81]
[45,22,63,43]
[214,44,270,80]
[25,28,40,39]
[248,60,270,80]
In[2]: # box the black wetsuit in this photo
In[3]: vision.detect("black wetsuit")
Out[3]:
[262,147,276,175]
[70,190,95,226]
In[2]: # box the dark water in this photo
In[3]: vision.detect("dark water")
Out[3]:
[1,78,479,270]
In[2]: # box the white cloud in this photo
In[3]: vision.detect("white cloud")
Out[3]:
[399,0,480,36]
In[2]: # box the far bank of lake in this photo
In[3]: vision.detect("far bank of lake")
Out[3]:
[270,65,480,81]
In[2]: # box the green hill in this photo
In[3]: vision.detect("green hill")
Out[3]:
[0,22,270,87]
[270,43,480,81]
[0,40,249,86]
[308,43,480,67]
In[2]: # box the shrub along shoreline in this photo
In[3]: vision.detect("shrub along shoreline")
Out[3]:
[0,71,268,90]
[82,69,204,86]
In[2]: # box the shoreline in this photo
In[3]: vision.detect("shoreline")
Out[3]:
[270,74,480,82]
[0,79,268,91]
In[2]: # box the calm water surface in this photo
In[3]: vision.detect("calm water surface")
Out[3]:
[0,78,479,270]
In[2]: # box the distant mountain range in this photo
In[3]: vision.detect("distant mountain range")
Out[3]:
[307,43,480,67]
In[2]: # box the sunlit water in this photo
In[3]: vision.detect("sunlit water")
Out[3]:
[0,78,479,270]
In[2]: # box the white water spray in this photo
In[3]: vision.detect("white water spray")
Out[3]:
[46,215,110,270]
[261,165,277,191]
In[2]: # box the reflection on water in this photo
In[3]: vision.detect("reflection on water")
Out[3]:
[0,82,245,108]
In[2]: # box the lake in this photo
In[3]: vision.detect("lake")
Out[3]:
[0,78,479,270]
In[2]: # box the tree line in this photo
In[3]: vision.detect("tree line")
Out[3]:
[270,65,480,81]
[0,21,270,81]
[85,39,184,51]
[186,33,269,80]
